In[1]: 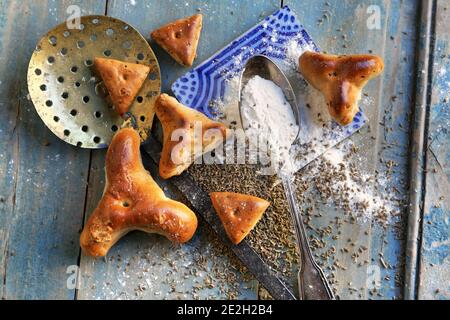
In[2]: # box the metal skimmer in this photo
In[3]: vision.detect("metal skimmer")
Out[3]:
[27,15,161,148]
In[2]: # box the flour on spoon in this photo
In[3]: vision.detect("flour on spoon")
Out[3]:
[240,75,299,176]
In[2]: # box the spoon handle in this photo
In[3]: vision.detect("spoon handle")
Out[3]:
[281,174,335,300]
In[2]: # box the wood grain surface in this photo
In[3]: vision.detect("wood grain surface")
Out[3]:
[417,0,449,300]
[0,0,447,300]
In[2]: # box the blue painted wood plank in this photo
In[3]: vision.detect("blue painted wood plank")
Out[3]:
[285,0,420,299]
[77,0,280,300]
[0,0,106,300]
[418,0,449,300]
[369,0,421,300]
[403,0,433,299]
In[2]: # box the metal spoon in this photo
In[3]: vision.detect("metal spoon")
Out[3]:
[238,55,335,300]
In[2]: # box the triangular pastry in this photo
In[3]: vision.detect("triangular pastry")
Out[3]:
[155,93,230,179]
[299,51,384,125]
[210,192,270,245]
[151,14,203,66]
[94,57,150,116]
[80,128,198,257]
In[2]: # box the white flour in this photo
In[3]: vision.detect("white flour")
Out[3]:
[240,75,299,176]
[301,143,401,224]
[284,38,316,70]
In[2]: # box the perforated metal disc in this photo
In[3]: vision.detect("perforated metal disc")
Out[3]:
[27,15,161,148]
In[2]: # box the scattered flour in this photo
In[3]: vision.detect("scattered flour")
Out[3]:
[212,76,241,126]
[298,142,401,224]
[285,38,316,70]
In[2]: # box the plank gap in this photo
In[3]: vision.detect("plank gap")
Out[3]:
[75,150,94,300]
[414,0,438,300]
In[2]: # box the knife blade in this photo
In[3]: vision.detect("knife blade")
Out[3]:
[141,136,297,300]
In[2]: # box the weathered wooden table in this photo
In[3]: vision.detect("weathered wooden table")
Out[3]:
[0,0,448,300]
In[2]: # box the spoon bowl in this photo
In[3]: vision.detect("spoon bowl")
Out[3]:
[238,55,301,143]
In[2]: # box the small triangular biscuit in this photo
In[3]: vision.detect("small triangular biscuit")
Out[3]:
[94,57,150,116]
[151,14,202,66]
[155,93,229,179]
[210,192,270,245]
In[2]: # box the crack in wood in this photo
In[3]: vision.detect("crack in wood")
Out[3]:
[2,237,8,299]
[428,147,444,173]
[2,99,21,298]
